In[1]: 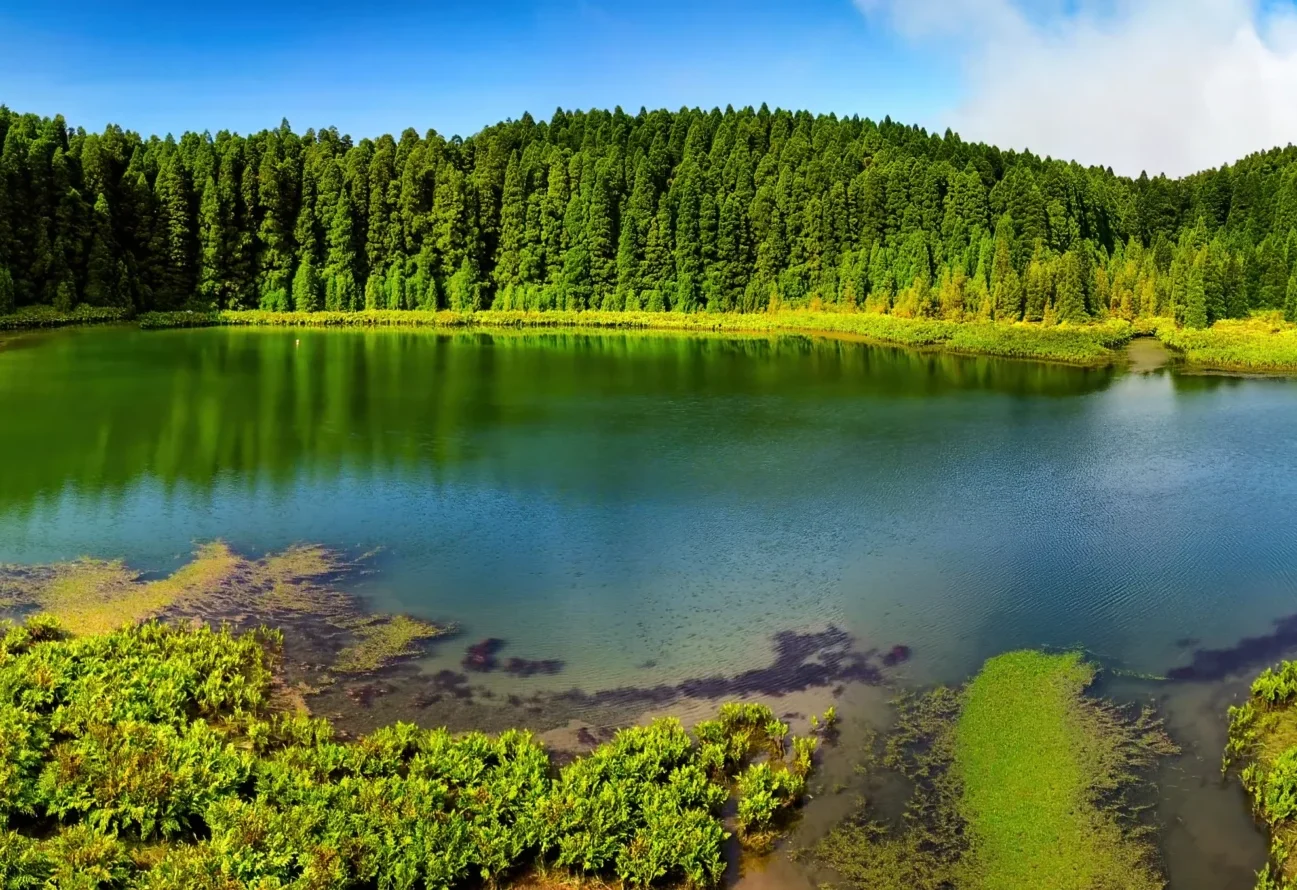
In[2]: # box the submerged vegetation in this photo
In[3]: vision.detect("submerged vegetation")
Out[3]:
[1225,661,1297,888]
[0,542,444,674]
[0,618,817,888]
[815,651,1176,890]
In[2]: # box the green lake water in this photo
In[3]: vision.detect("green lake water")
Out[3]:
[0,324,1292,887]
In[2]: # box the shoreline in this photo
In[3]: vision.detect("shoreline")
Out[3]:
[8,305,1297,374]
[135,308,1134,367]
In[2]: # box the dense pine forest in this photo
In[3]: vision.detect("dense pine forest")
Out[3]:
[4,103,1297,328]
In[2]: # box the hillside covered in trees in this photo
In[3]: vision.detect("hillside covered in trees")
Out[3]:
[3,104,1297,328]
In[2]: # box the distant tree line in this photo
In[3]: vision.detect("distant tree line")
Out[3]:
[4,104,1297,327]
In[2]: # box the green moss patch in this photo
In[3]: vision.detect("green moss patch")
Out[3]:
[816,651,1176,890]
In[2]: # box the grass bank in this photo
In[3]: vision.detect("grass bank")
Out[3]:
[0,615,820,889]
[1155,314,1297,373]
[1224,662,1297,888]
[0,304,131,330]
[137,309,1134,366]
[816,650,1176,890]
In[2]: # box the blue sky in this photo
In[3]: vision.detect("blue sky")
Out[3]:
[5,0,1297,175]
[0,0,955,140]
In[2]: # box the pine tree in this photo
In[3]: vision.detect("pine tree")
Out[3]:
[989,218,1021,320]
[197,176,228,307]
[0,265,13,315]
[292,256,322,312]
[1183,260,1208,329]
[153,155,197,307]
[1055,251,1086,323]
[84,193,125,307]
[325,189,359,311]
[1286,267,1297,324]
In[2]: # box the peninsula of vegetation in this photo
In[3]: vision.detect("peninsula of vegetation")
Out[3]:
[1226,661,1297,890]
[6,105,1297,369]
[816,651,1177,890]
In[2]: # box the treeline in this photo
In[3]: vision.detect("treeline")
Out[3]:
[5,104,1297,327]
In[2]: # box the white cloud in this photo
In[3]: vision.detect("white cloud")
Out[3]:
[857,0,1297,176]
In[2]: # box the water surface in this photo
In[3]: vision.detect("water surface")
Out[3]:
[0,325,1291,887]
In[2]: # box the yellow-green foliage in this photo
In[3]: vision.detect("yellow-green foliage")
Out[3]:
[0,542,241,636]
[816,652,1175,890]
[0,620,815,889]
[1225,660,1297,889]
[0,543,446,674]
[332,615,446,674]
[1157,314,1297,371]
[956,651,1172,890]
[137,309,1133,365]
[0,305,131,330]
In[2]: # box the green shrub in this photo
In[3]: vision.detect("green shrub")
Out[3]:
[0,619,817,888]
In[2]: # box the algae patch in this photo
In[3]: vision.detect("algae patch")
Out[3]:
[334,614,445,674]
[815,651,1177,890]
[0,542,448,674]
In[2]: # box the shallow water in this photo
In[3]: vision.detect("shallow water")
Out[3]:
[1,325,1293,885]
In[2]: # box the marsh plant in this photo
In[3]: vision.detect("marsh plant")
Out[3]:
[815,651,1177,890]
[0,618,816,889]
[1225,660,1297,889]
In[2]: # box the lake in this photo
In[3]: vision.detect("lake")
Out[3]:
[0,323,1291,887]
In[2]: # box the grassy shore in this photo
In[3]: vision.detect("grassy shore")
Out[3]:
[1155,314,1297,373]
[1224,662,1297,889]
[0,613,820,889]
[136,308,1135,365]
[0,305,131,330]
[816,651,1176,890]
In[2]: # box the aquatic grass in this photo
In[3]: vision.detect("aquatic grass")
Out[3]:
[333,615,447,673]
[0,618,816,888]
[815,651,1175,890]
[136,308,1133,366]
[0,543,447,675]
[956,650,1170,890]
[0,542,242,636]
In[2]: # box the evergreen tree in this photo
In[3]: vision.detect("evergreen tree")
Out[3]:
[292,256,322,312]
[1055,251,1087,323]
[0,265,12,315]
[325,189,359,311]
[84,193,126,307]
[1184,260,1208,329]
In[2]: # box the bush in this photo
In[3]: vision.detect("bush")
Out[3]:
[0,619,816,888]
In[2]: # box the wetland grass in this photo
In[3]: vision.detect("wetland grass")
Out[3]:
[815,651,1176,890]
[135,309,1132,366]
[333,614,447,673]
[1224,661,1297,888]
[0,542,447,674]
[956,651,1173,890]
[1156,314,1297,372]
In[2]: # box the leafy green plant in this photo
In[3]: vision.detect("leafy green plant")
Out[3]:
[0,618,817,888]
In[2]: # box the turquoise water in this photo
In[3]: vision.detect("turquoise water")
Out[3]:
[1,325,1293,886]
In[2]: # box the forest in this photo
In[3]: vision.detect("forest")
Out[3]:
[3,104,1297,329]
